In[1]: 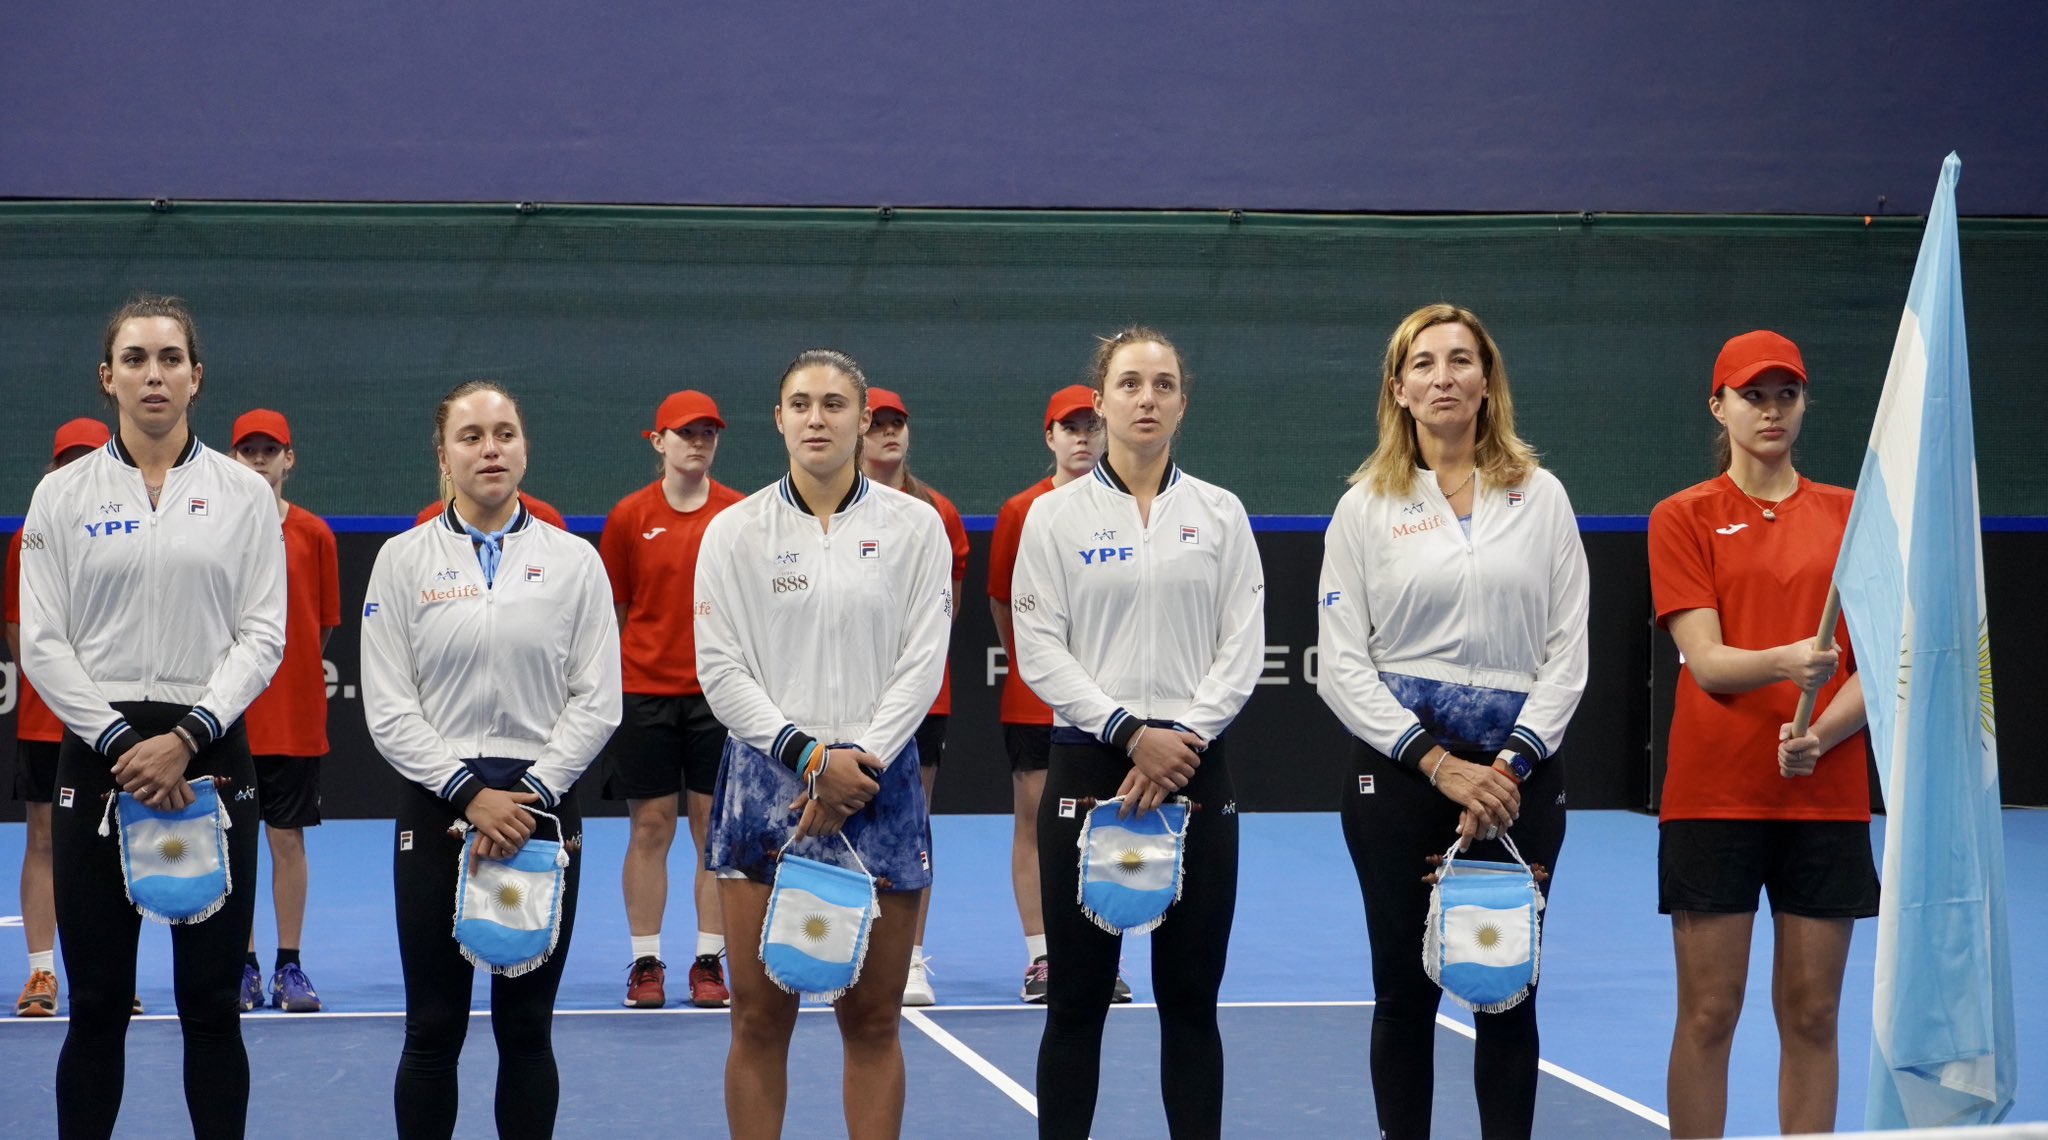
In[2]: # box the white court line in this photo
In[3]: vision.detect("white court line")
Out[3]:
[902,1007,1041,1120]
[1435,1013,1670,1130]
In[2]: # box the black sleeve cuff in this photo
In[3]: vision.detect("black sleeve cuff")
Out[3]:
[445,774,485,813]
[1393,727,1443,770]
[177,710,222,749]
[99,726,144,760]
[774,726,820,772]
[1102,709,1143,752]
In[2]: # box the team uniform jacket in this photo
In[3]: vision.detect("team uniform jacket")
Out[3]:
[693,474,952,771]
[360,504,621,810]
[1010,461,1266,748]
[1315,467,1589,772]
[18,434,286,759]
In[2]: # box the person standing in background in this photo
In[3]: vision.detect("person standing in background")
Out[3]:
[229,409,339,1014]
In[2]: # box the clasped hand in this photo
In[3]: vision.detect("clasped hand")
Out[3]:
[790,747,883,837]
[1117,729,1206,818]
[111,735,197,812]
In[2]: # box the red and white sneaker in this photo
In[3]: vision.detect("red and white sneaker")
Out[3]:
[624,956,667,1008]
[688,954,730,1008]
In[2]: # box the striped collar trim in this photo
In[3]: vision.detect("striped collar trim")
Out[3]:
[778,472,868,517]
[1093,457,1181,496]
[109,431,202,470]
[439,500,532,536]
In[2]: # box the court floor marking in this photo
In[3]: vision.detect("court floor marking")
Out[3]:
[902,1006,1041,1119]
[1435,1012,1670,1129]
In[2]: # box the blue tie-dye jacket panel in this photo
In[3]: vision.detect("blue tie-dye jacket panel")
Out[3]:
[1378,672,1528,753]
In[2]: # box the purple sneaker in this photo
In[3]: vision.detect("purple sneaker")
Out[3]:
[237,964,263,1012]
[269,963,323,1013]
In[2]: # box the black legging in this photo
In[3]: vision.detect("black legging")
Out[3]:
[1036,733,1238,1140]
[1342,740,1567,1140]
[392,775,581,1140]
[52,701,258,1140]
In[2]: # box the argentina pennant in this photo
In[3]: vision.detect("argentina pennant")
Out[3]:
[99,778,233,925]
[452,810,570,977]
[1423,833,1543,1013]
[761,832,878,1002]
[1076,797,1191,935]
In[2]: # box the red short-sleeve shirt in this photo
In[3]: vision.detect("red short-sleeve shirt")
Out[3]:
[598,480,744,696]
[8,530,63,742]
[987,479,1057,725]
[924,487,970,718]
[244,505,342,757]
[1650,475,1868,821]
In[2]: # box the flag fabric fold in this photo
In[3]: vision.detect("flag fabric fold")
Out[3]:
[1833,152,2016,1128]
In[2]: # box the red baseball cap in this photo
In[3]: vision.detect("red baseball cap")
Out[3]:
[1713,330,1807,393]
[645,390,724,437]
[867,387,909,419]
[231,409,293,449]
[1043,384,1097,429]
[52,418,111,460]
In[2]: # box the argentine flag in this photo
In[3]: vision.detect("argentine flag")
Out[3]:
[454,837,567,977]
[1833,153,2016,1127]
[761,855,876,1000]
[1077,800,1188,935]
[112,779,232,924]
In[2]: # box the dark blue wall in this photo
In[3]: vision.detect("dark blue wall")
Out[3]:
[7,2,2043,213]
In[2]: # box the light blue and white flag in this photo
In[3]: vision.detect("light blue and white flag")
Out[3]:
[1423,835,1542,1013]
[1833,152,2015,1128]
[761,848,877,1001]
[1077,799,1190,935]
[453,819,570,978]
[102,778,233,924]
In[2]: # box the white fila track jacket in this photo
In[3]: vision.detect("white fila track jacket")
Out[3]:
[1315,467,1589,772]
[360,505,621,810]
[693,474,951,771]
[1010,461,1266,748]
[19,434,286,759]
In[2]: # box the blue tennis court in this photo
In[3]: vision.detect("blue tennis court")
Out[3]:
[3,810,2043,1136]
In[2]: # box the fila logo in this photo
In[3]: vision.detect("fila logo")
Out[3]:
[1715,523,1749,536]
[1057,797,1077,819]
[188,498,209,516]
[1180,525,1199,544]
[1506,491,1525,507]
[919,850,931,870]
[859,539,879,558]
[1078,547,1133,565]
[524,565,545,583]
[399,830,414,852]
[1358,774,1375,794]
[84,520,141,538]
[641,527,667,540]
[58,788,75,809]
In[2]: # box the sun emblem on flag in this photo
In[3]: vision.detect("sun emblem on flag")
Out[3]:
[1115,847,1147,876]
[801,914,832,943]
[156,836,189,863]
[1473,923,1502,950]
[1979,619,1996,738]
[494,883,526,912]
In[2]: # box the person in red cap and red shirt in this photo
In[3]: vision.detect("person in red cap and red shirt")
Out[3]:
[598,390,745,1009]
[858,387,968,1006]
[8,417,111,1016]
[1650,330,1873,1138]
[229,409,340,1014]
[986,385,1131,1004]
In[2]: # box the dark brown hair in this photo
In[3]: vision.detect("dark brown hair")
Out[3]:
[102,294,201,367]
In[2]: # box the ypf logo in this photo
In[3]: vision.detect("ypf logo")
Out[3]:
[84,520,141,539]
[1077,547,1133,566]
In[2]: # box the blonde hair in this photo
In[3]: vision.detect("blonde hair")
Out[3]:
[1348,303,1539,496]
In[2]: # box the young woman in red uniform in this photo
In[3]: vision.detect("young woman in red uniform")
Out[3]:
[984,384,1120,1003]
[9,417,111,1016]
[857,387,967,1006]
[1649,330,1874,1138]
[598,390,744,1008]
[229,409,340,1014]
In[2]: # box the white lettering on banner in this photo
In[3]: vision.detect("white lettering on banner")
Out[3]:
[987,646,1009,686]
[324,659,359,701]
[1257,644,1289,686]
[0,661,15,716]
[1302,645,1320,686]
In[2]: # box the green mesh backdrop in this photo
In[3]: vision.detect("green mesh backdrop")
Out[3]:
[3,203,2042,518]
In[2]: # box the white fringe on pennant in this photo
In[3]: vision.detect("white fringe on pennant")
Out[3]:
[1074,795,1191,936]
[99,778,235,926]
[449,809,571,978]
[1422,833,1543,1014]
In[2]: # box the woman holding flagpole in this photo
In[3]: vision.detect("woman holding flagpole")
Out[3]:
[1011,326,1265,1139]
[19,294,286,1138]
[1316,303,1587,1140]
[1649,330,1873,1138]
[695,349,951,1140]
[361,380,621,1139]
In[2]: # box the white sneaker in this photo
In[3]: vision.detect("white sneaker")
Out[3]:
[902,954,935,1006]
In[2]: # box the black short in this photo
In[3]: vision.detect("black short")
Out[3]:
[252,755,324,829]
[1003,723,1051,773]
[1658,818,1879,919]
[12,739,59,803]
[914,714,948,769]
[603,693,725,800]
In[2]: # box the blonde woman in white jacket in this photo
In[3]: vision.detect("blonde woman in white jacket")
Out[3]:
[360,380,620,1140]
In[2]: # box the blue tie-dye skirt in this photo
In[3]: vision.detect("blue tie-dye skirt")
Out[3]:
[707,737,932,892]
